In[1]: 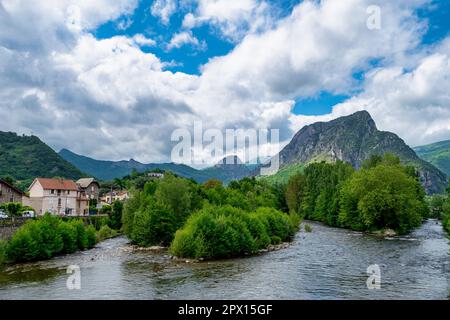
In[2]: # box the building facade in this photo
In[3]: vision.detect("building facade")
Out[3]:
[24,178,89,216]
[76,178,100,201]
[0,179,24,204]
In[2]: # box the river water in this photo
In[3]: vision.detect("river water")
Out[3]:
[0,219,448,300]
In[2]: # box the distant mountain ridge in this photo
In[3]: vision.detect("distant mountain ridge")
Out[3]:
[414,140,450,177]
[59,149,251,183]
[263,111,447,194]
[0,131,84,183]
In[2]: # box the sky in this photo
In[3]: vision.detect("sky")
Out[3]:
[0,0,450,165]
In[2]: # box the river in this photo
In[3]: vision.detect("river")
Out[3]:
[0,219,448,300]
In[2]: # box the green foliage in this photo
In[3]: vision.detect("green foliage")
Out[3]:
[155,174,192,224]
[101,205,112,215]
[260,163,305,185]
[0,132,84,182]
[0,240,7,265]
[5,216,100,263]
[339,156,427,234]
[86,225,97,248]
[285,154,429,235]
[0,202,34,217]
[170,206,296,259]
[57,222,78,254]
[286,161,354,225]
[443,181,450,234]
[109,201,123,230]
[70,220,88,251]
[96,225,117,242]
[414,140,450,176]
[426,195,447,218]
[304,224,312,233]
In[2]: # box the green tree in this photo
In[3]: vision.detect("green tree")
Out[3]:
[339,160,427,234]
[155,174,192,227]
[109,201,124,230]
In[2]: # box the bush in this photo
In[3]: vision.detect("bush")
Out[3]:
[57,222,78,254]
[0,240,8,265]
[97,225,117,242]
[304,224,312,233]
[170,206,295,259]
[86,225,97,248]
[70,220,88,251]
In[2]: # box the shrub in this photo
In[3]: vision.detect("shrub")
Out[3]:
[70,220,88,250]
[7,222,41,262]
[97,225,117,242]
[34,215,63,259]
[86,225,97,248]
[170,206,295,259]
[304,224,312,233]
[57,222,78,254]
[0,240,8,265]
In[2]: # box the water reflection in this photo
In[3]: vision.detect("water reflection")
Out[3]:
[0,220,448,300]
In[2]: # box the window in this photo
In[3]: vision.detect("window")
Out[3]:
[67,190,70,195]
[58,198,62,206]
[51,189,55,194]
[57,190,61,196]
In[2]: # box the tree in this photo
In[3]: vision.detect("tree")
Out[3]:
[155,174,192,227]
[109,200,123,230]
[339,160,427,234]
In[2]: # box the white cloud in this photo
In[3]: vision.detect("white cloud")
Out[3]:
[1,0,449,166]
[132,34,156,47]
[167,31,206,50]
[290,41,450,147]
[182,0,273,42]
[151,0,177,25]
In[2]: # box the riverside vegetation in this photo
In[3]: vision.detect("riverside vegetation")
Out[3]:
[0,211,122,265]
[2,154,448,265]
[123,153,444,260]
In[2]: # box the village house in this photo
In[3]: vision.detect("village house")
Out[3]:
[0,179,25,205]
[100,190,130,206]
[76,178,100,201]
[24,178,90,216]
[148,172,164,179]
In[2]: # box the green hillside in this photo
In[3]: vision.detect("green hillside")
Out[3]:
[0,132,85,187]
[414,140,450,177]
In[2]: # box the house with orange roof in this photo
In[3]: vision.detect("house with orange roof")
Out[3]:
[24,178,90,216]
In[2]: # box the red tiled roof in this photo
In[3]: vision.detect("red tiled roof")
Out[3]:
[35,178,78,191]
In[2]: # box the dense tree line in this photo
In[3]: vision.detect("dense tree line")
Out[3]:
[285,154,428,234]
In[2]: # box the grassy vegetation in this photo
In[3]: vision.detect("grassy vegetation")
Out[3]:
[0,131,84,186]
[259,163,305,185]
[414,140,450,176]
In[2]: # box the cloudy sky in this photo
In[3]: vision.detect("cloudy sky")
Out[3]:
[0,0,449,165]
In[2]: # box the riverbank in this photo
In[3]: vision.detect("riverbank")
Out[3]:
[0,219,447,300]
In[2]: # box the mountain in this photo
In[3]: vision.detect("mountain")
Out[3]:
[202,156,251,182]
[414,140,450,177]
[0,131,84,182]
[59,149,251,183]
[263,111,447,194]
